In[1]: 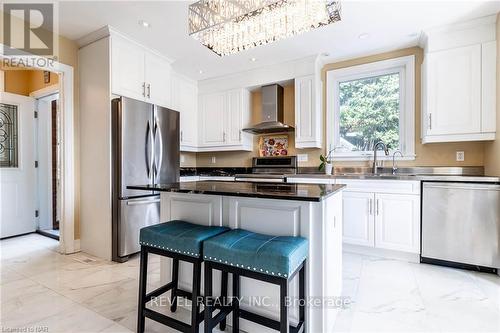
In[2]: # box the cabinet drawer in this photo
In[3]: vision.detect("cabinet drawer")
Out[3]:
[335,179,420,195]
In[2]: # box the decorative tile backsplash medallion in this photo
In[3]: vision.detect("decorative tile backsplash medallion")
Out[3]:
[259,135,288,157]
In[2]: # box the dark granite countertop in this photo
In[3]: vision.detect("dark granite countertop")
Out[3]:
[128,181,345,202]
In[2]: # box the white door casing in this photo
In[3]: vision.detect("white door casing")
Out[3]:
[0,92,36,238]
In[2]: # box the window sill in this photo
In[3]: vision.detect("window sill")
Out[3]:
[332,154,416,162]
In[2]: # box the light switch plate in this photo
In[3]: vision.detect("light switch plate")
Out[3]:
[211,156,216,164]
[297,154,308,162]
[180,155,186,163]
[456,151,465,162]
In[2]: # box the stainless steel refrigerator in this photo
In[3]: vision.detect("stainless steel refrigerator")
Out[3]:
[111,97,179,262]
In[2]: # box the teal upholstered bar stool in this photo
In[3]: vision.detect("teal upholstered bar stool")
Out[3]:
[203,229,308,333]
[137,220,229,333]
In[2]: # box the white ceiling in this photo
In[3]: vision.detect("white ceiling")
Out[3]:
[58,1,500,81]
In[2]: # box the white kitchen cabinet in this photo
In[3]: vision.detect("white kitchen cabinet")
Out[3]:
[287,177,421,254]
[145,52,171,108]
[200,92,226,146]
[294,75,322,148]
[421,16,496,143]
[111,33,172,108]
[342,191,375,247]
[198,89,252,151]
[111,36,145,101]
[375,193,420,253]
[171,72,198,151]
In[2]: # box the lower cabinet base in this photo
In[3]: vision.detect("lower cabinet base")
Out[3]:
[344,243,420,263]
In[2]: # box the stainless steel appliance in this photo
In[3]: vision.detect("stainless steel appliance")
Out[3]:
[111,97,179,262]
[421,182,500,272]
[235,156,297,183]
[242,84,294,134]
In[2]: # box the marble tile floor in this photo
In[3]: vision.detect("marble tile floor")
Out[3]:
[1,234,499,333]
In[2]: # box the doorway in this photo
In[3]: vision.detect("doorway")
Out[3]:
[0,68,61,243]
[35,91,61,240]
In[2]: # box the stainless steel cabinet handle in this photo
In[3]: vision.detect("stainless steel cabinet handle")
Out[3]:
[223,131,226,142]
[142,82,146,97]
[429,113,432,130]
[376,199,380,216]
[180,130,183,142]
[127,199,160,206]
[147,83,151,98]
[239,130,241,141]
[369,199,373,215]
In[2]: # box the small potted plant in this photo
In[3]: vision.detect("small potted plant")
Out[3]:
[319,149,335,175]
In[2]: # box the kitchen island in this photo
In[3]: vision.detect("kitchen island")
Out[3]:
[128,181,345,333]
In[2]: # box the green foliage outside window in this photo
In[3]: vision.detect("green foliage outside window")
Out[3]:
[339,73,400,152]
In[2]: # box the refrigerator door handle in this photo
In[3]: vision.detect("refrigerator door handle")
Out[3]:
[145,120,154,179]
[154,116,163,179]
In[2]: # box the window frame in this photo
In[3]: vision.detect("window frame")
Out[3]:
[326,55,416,161]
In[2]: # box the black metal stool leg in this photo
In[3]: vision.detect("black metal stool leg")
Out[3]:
[232,273,240,333]
[170,258,179,312]
[191,260,202,333]
[299,263,305,332]
[220,271,228,331]
[137,247,148,333]
[279,279,289,333]
[204,262,213,333]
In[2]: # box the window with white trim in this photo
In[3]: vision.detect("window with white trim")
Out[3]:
[326,55,415,160]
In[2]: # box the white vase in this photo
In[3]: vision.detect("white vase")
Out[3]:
[325,163,333,175]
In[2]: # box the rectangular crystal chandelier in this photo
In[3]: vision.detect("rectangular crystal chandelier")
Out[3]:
[188,0,341,56]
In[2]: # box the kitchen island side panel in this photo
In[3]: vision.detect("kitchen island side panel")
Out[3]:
[158,191,343,333]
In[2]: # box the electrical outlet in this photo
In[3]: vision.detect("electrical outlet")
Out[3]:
[180,155,186,163]
[211,156,216,164]
[297,154,308,162]
[456,151,465,162]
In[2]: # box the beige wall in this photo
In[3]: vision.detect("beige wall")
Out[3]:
[197,46,486,168]
[3,69,59,96]
[1,12,81,239]
[484,14,500,176]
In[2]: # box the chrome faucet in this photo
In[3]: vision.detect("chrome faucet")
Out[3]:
[392,150,404,174]
[372,142,389,174]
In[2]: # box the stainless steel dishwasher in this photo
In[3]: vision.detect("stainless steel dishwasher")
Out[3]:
[421,182,500,273]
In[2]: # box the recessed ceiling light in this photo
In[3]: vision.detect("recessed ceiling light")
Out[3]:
[139,20,150,28]
[358,33,369,40]
[250,57,257,62]
[198,70,203,74]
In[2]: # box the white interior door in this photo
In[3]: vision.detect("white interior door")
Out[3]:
[0,92,36,238]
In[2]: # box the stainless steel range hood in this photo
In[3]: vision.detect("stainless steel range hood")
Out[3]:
[242,84,294,134]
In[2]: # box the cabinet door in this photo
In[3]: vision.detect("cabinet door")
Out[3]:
[111,36,145,101]
[225,89,242,145]
[374,193,420,253]
[145,52,171,108]
[199,93,225,145]
[178,80,198,147]
[295,75,321,148]
[342,191,375,247]
[426,45,481,135]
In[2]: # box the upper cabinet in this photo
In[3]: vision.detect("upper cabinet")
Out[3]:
[421,15,497,143]
[294,75,322,148]
[171,72,198,151]
[111,34,172,109]
[198,89,252,151]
